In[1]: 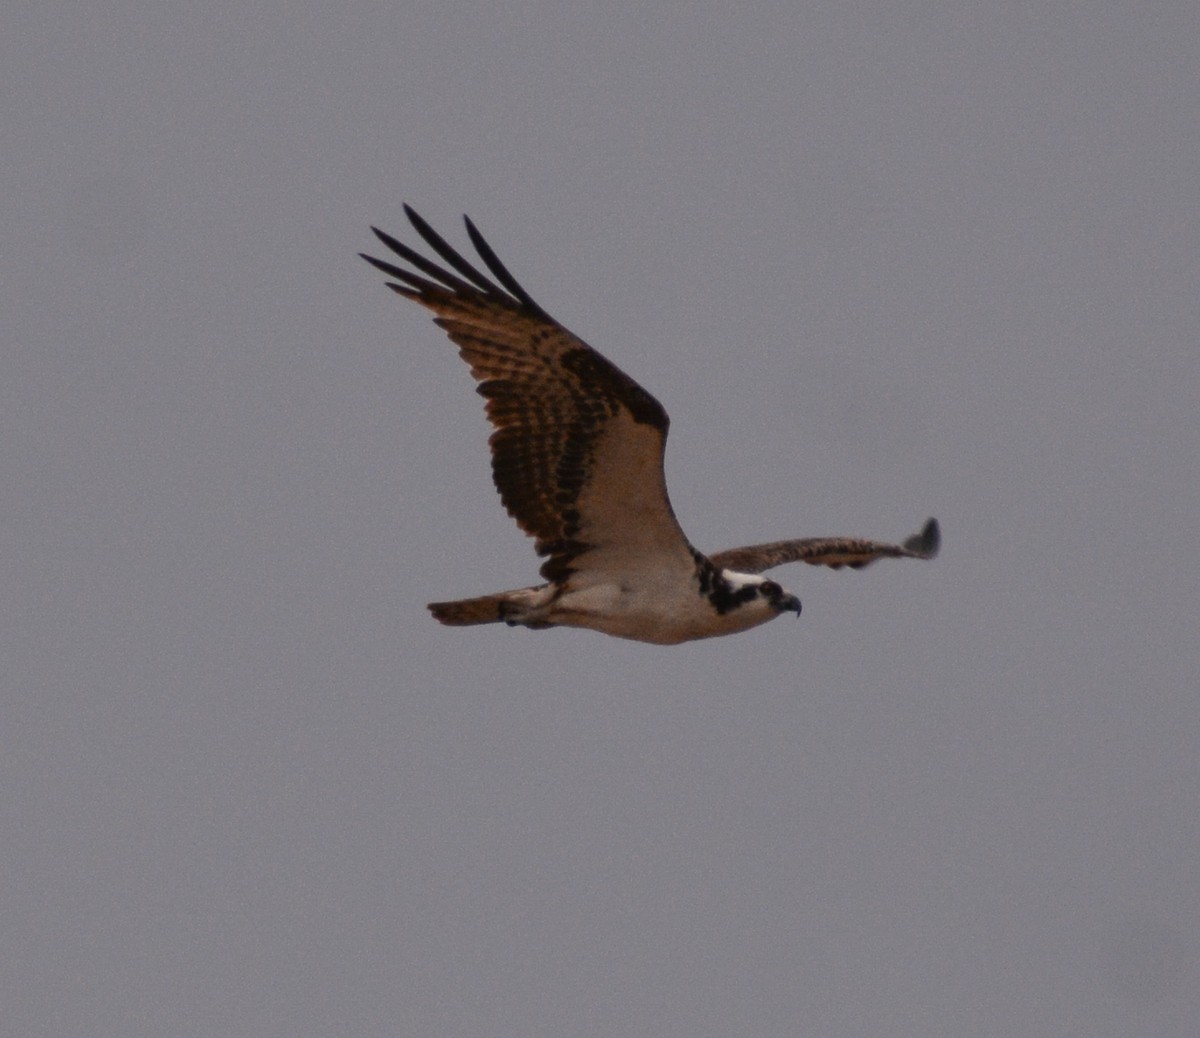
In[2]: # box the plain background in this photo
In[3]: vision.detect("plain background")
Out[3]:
[4,2,1198,1035]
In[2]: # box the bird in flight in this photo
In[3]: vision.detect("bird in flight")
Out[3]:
[361,207,939,644]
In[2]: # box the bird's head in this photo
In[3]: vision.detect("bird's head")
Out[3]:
[759,578,802,617]
[719,571,802,618]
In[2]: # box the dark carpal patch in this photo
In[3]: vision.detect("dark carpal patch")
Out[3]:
[560,348,668,429]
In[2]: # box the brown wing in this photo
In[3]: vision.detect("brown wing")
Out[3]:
[361,206,695,584]
[709,518,940,574]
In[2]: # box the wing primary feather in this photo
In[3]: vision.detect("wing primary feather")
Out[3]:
[464,215,549,317]
[358,250,449,297]
[368,226,482,297]
[903,518,941,558]
[402,204,504,297]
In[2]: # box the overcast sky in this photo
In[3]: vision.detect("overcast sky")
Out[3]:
[4,2,1199,1035]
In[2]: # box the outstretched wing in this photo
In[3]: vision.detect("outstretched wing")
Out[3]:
[709,518,940,574]
[361,206,694,584]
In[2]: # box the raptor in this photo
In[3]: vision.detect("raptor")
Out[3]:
[362,207,939,644]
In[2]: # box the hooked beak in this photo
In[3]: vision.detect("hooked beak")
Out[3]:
[780,594,802,617]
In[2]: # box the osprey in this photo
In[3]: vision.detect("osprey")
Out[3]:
[362,207,939,644]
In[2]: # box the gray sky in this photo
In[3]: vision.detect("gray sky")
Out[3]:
[4,2,1199,1035]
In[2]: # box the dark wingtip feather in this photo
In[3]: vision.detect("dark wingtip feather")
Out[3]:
[359,251,400,277]
[402,204,436,243]
[363,221,484,296]
[364,209,549,318]
[903,518,941,559]
[398,205,508,296]
[463,214,547,316]
[370,225,410,257]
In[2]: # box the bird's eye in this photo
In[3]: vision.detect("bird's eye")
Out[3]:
[761,581,781,598]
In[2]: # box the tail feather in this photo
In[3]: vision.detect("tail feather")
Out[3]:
[428,594,507,626]
[428,584,554,629]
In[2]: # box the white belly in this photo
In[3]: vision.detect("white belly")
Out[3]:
[544,577,782,645]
